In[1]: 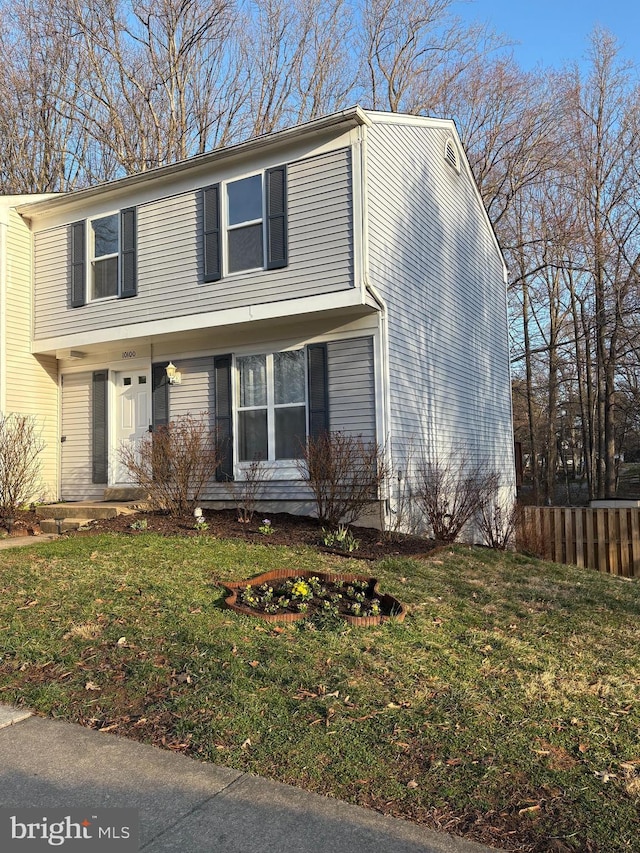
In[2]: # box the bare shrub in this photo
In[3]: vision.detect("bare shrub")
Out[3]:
[119,413,222,515]
[0,412,45,521]
[225,457,272,523]
[475,472,517,549]
[297,431,388,528]
[415,451,488,543]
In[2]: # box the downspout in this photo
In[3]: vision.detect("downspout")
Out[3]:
[357,124,393,527]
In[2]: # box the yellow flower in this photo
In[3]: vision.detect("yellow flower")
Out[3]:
[291,580,311,599]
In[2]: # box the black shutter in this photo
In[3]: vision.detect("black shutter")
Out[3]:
[70,221,86,307]
[266,166,288,269]
[307,343,329,438]
[203,184,221,282]
[152,363,169,430]
[214,354,233,480]
[92,370,108,483]
[120,206,137,298]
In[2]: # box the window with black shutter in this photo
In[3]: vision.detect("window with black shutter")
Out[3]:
[70,208,138,305]
[202,166,288,281]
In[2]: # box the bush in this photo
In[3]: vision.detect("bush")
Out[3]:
[119,413,222,515]
[415,451,488,543]
[474,472,517,549]
[0,412,45,521]
[225,457,271,523]
[297,431,388,527]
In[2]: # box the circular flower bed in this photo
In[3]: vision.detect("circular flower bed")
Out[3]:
[223,569,405,626]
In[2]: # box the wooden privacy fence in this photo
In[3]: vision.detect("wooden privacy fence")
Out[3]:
[523,506,640,578]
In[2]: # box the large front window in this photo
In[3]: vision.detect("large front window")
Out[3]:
[237,350,306,461]
[90,213,119,299]
[227,175,263,273]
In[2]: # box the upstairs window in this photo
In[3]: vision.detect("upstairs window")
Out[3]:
[90,213,119,299]
[227,175,263,273]
[70,208,137,308]
[202,165,287,282]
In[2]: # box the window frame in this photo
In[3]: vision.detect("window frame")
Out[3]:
[88,211,121,302]
[224,171,265,276]
[234,348,308,475]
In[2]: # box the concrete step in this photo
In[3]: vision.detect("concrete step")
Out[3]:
[103,486,148,502]
[39,518,94,534]
[36,502,140,521]
[37,504,119,520]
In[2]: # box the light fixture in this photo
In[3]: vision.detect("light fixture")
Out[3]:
[165,361,182,385]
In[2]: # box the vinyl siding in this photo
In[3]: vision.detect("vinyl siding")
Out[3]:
[328,337,376,440]
[158,336,377,501]
[61,371,103,500]
[4,209,59,500]
[366,121,514,488]
[33,148,354,340]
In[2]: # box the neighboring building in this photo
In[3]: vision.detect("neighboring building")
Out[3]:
[0,107,515,529]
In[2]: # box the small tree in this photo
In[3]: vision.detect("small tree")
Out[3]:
[119,413,222,515]
[415,450,487,542]
[297,431,388,528]
[0,412,45,521]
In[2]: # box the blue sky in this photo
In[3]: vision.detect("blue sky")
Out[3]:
[458,0,640,70]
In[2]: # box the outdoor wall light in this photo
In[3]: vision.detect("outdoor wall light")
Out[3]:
[165,361,182,384]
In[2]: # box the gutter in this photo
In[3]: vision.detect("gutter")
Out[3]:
[17,107,373,220]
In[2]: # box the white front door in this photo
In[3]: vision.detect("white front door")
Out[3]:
[115,369,151,483]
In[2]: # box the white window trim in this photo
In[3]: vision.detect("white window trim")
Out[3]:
[234,348,308,479]
[87,210,120,302]
[224,171,266,277]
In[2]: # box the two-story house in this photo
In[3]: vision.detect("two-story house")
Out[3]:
[0,107,515,528]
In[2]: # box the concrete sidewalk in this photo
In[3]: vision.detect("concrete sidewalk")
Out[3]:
[0,706,499,853]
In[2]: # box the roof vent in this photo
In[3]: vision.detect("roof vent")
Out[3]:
[444,138,460,172]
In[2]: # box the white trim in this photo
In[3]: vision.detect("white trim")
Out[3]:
[0,221,6,411]
[32,288,367,354]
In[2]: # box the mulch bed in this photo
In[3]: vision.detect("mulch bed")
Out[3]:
[63,508,437,561]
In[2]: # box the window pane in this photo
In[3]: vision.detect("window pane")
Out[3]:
[92,214,118,258]
[238,354,267,407]
[274,350,305,405]
[275,405,306,459]
[239,410,268,461]
[228,175,262,225]
[92,257,118,299]
[228,224,263,272]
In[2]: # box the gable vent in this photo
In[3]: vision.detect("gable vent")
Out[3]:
[444,138,460,172]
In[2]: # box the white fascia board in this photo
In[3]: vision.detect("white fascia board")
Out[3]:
[32,288,368,355]
[17,107,371,222]
[0,194,58,227]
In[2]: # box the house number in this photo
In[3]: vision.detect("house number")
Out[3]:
[122,350,137,359]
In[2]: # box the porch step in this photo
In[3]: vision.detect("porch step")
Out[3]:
[36,502,140,534]
[39,518,94,534]
[103,486,148,502]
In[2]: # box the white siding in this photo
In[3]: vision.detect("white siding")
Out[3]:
[34,148,354,341]
[61,371,102,500]
[4,210,59,500]
[366,121,515,491]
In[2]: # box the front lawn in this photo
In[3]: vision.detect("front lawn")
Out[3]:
[0,533,638,851]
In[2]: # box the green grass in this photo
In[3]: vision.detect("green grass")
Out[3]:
[0,533,638,851]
